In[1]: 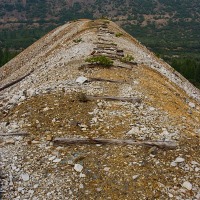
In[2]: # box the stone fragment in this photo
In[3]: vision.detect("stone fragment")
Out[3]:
[33,184,39,188]
[31,140,40,144]
[195,167,199,172]
[28,190,34,195]
[5,138,15,145]
[96,188,102,192]
[168,193,173,198]
[132,175,140,180]
[46,135,53,141]
[191,161,199,165]
[18,187,24,192]
[149,107,155,111]
[182,181,192,190]
[49,156,56,161]
[21,173,30,182]
[126,127,141,135]
[53,158,61,163]
[27,89,35,97]
[76,76,88,84]
[9,95,20,104]
[189,102,195,108]
[43,107,49,111]
[10,123,19,130]
[80,173,86,178]
[174,157,185,163]
[74,164,83,172]
[103,167,110,172]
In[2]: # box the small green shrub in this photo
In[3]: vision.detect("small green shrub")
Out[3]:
[120,54,134,63]
[100,16,109,20]
[73,38,82,43]
[115,32,123,37]
[77,92,88,102]
[110,42,117,46]
[85,55,113,67]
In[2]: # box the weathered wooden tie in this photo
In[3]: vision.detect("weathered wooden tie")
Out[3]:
[53,138,177,150]
[0,69,34,92]
[88,77,127,84]
[85,95,141,103]
[0,132,29,136]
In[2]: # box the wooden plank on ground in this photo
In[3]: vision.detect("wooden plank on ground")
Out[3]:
[53,138,177,150]
[0,69,34,92]
[0,132,29,136]
[85,95,141,103]
[88,77,127,84]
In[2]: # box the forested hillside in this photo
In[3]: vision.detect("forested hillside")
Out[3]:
[0,0,199,87]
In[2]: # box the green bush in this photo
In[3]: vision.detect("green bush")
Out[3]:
[115,32,123,37]
[73,38,82,43]
[120,54,134,63]
[77,92,88,102]
[85,55,113,67]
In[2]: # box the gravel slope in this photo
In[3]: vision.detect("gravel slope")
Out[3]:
[0,19,200,200]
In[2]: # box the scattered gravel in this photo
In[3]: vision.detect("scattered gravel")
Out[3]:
[0,19,200,200]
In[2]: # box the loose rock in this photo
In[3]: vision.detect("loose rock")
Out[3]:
[182,181,192,190]
[74,164,83,172]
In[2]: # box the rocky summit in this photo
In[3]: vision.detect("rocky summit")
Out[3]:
[0,19,200,200]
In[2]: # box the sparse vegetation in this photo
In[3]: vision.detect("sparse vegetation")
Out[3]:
[103,20,110,24]
[77,92,88,102]
[0,48,19,67]
[115,32,123,37]
[110,42,117,46]
[120,54,134,63]
[73,38,82,43]
[85,55,113,67]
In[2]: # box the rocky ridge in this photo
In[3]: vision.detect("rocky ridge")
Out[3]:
[0,19,200,200]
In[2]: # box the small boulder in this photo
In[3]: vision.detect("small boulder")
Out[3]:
[76,76,88,84]
[74,164,83,172]
[189,102,195,108]
[21,173,30,182]
[182,181,192,190]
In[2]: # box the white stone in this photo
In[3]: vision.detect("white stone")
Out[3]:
[28,190,34,195]
[191,161,199,165]
[10,123,19,130]
[126,127,141,135]
[43,107,49,111]
[33,184,39,189]
[21,173,30,182]
[80,173,86,178]
[27,89,35,97]
[104,167,110,172]
[18,187,24,192]
[31,140,40,144]
[53,158,61,163]
[79,183,84,189]
[182,181,192,190]
[170,162,177,167]
[149,107,155,111]
[5,138,15,145]
[189,102,195,108]
[91,117,98,123]
[168,193,173,198]
[19,96,26,101]
[195,167,199,172]
[96,188,102,192]
[49,156,56,161]
[174,157,185,163]
[76,76,88,84]
[10,95,20,104]
[74,164,83,172]
[132,175,140,180]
